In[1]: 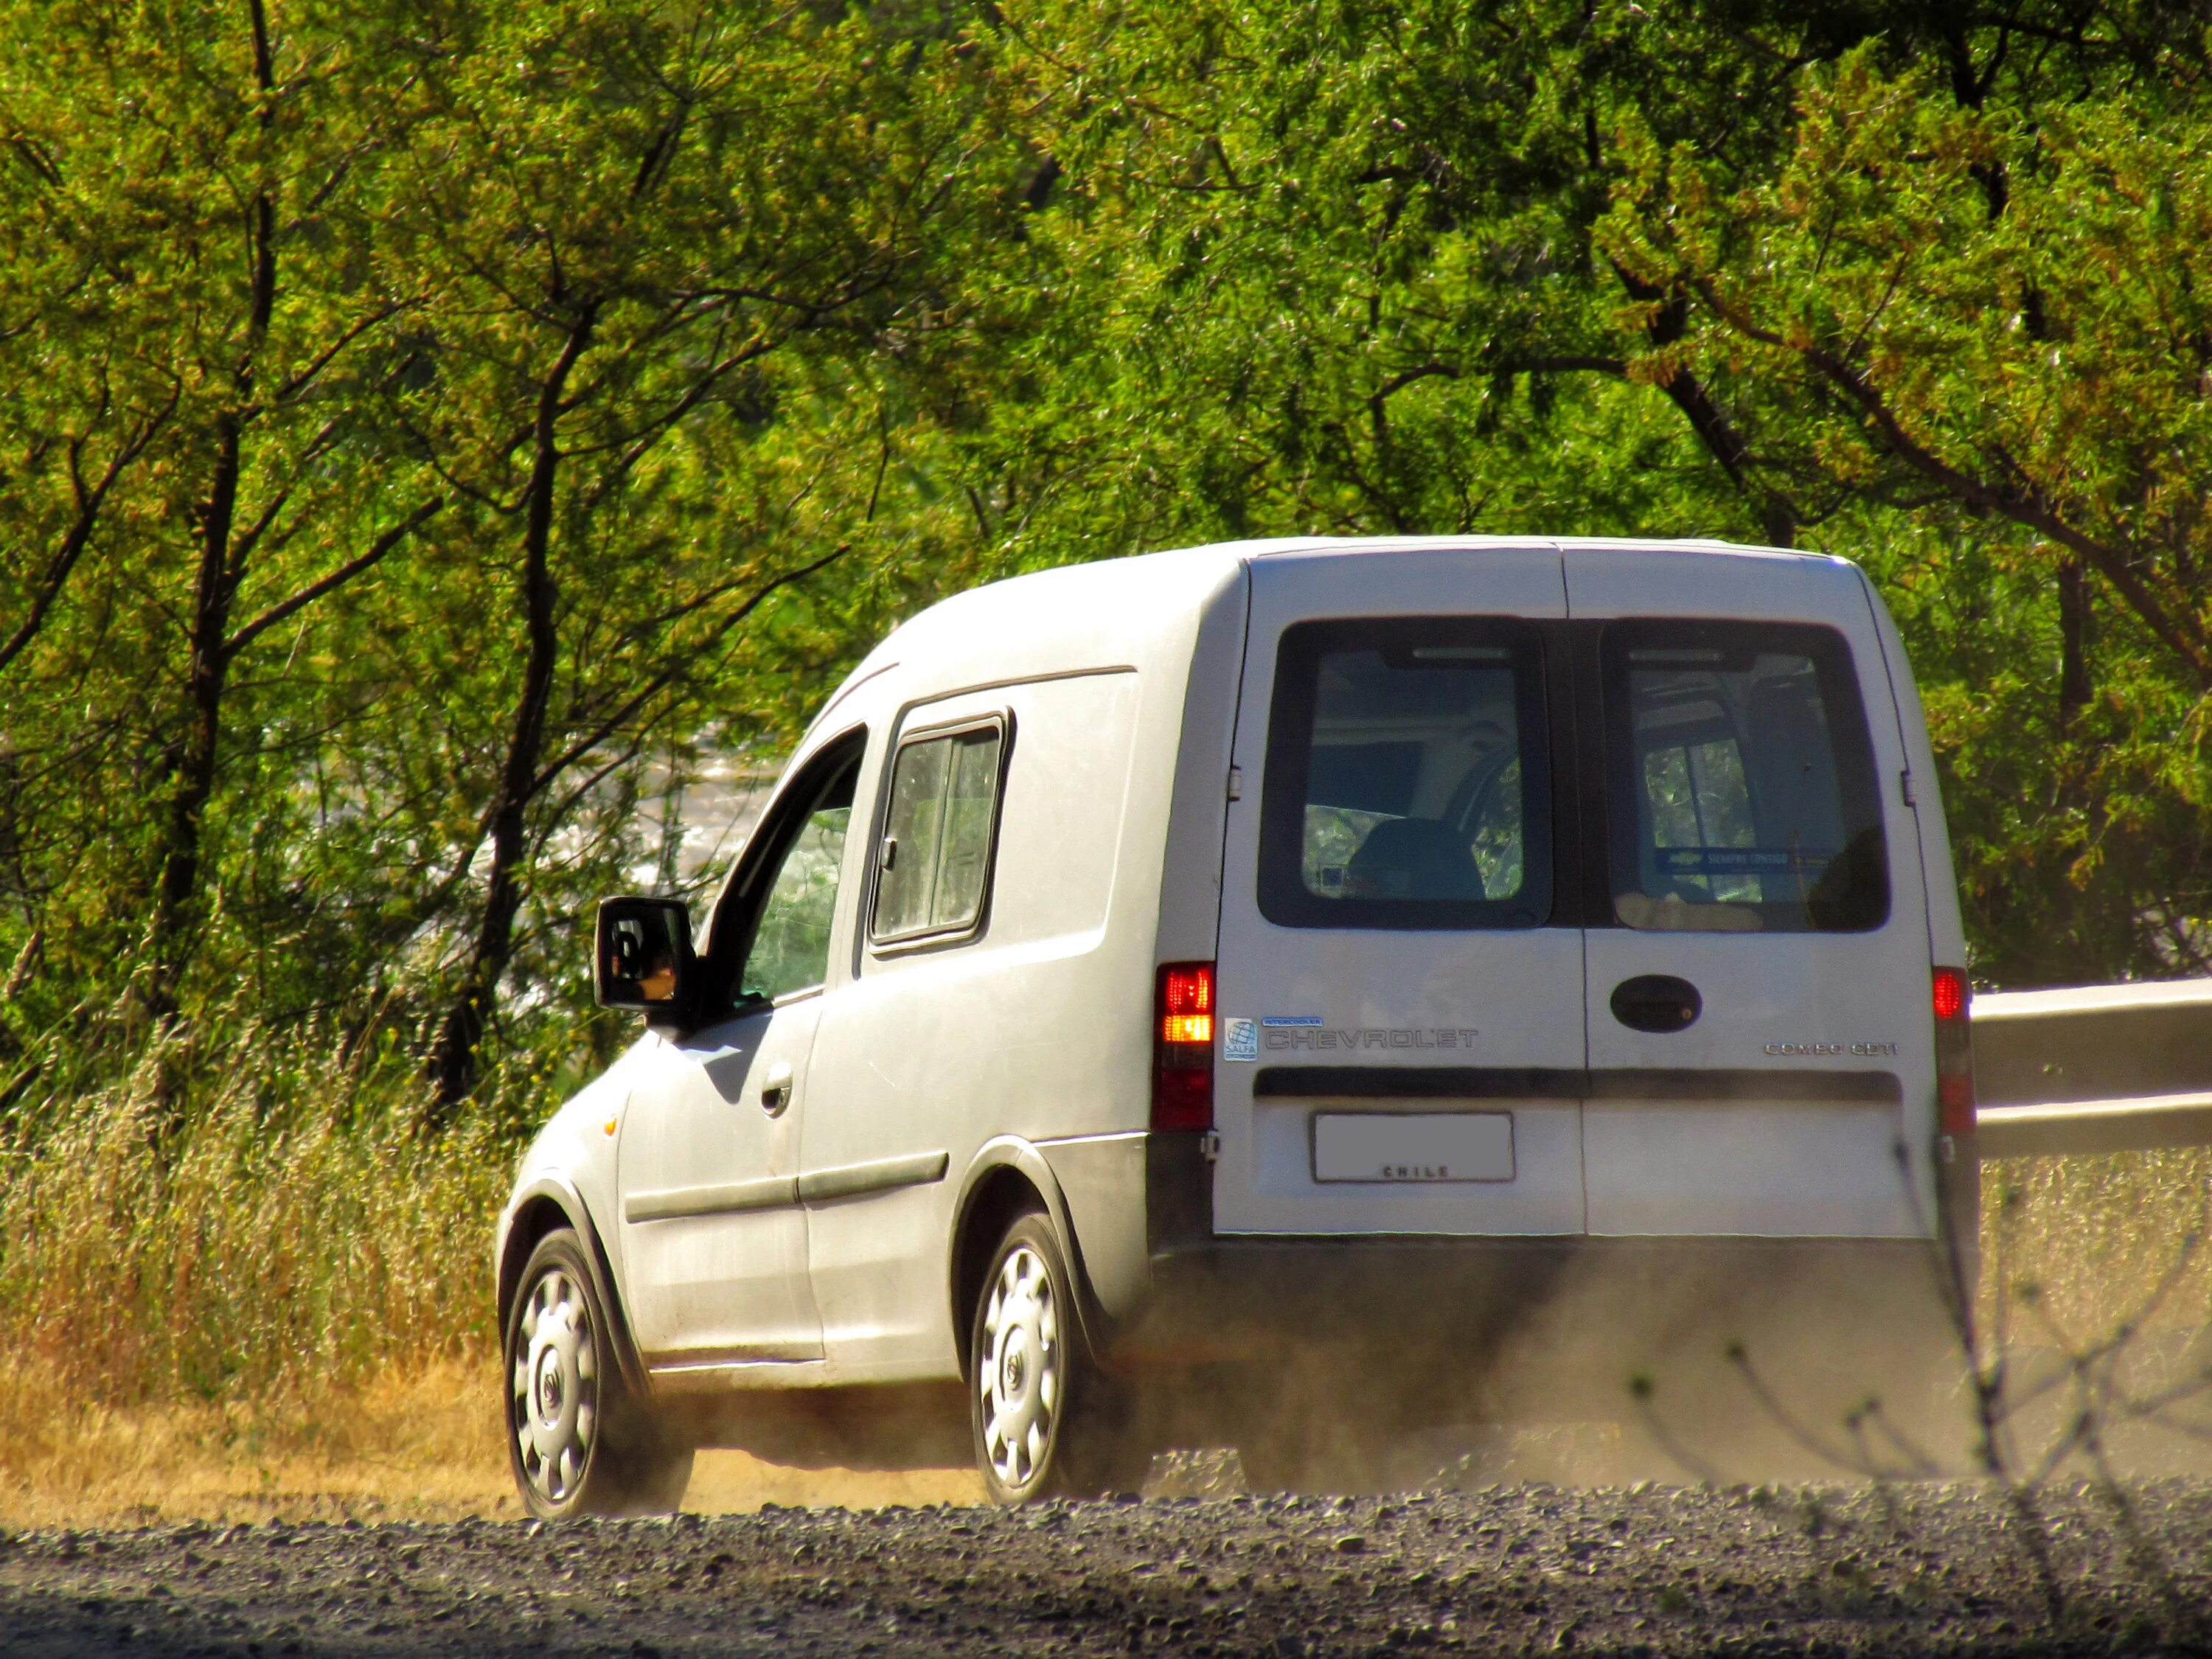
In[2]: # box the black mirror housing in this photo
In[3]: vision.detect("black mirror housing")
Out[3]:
[595,897,695,1022]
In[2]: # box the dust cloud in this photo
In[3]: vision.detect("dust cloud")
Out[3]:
[1098,1236,2212,1495]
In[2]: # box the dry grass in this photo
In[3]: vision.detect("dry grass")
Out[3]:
[1971,1147,2212,1484]
[0,1032,504,1410]
[0,1032,982,1526]
[0,1354,981,1527]
[1982,1147,2212,1346]
[0,1032,2204,1524]
[0,1356,512,1528]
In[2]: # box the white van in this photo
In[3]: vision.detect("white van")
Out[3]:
[494,537,1978,1517]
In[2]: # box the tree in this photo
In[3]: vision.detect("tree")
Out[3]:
[0,0,442,1052]
[0,0,1012,1118]
[361,1,1012,1111]
[1600,53,2212,978]
[930,0,2212,981]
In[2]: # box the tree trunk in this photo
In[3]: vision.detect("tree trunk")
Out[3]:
[140,407,249,1023]
[139,12,277,1025]
[426,306,599,1120]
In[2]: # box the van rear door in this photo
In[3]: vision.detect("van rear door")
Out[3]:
[1211,546,1586,1236]
[1566,547,1935,1239]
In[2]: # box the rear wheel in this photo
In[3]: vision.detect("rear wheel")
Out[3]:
[970,1211,1147,1503]
[505,1228,692,1519]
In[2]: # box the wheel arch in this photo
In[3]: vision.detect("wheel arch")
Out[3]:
[497,1175,651,1401]
[948,1138,1110,1379]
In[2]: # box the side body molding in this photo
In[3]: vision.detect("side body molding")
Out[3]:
[624,1153,952,1223]
[801,1150,950,1205]
[625,1175,799,1222]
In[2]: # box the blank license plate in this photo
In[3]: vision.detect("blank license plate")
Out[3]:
[1311,1113,1515,1183]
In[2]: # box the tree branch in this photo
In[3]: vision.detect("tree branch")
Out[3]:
[1617,264,1800,546]
[529,542,849,799]
[0,388,179,676]
[221,497,443,660]
[1692,276,2212,684]
[272,299,417,407]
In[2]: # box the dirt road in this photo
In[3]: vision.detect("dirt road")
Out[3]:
[4,1479,2204,1657]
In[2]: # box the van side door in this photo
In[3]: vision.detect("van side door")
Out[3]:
[613,740,863,1371]
[1565,549,1935,1239]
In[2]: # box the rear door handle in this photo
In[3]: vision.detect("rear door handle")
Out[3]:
[1610,975,1702,1034]
[760,1060,793,1115]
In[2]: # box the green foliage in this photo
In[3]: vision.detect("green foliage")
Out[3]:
[1600,50,2212,976]
[953,0,2212,981]
[2,0,2210,1172]
[0,0,1013,1119]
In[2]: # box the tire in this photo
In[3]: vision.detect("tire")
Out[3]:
[504,1227,693,1520]
[969,1211,1147,1503]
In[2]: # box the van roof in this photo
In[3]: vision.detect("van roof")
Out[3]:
[811,537,1853,734]
[1241,534,1825,560]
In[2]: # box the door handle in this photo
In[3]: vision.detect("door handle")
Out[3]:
[1610,974,1703,1034]
[760,1060,793,1116]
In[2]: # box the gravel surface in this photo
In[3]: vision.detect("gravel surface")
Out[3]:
[5,1479,2208,1658]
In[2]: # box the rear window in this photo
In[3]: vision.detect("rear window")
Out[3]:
[1601,620,1887,933]
[1258,618,1552,930]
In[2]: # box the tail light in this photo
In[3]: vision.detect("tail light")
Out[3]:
[1152,961,1214,1132]
[1933,965,1974,1136]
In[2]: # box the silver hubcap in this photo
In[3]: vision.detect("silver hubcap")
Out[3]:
[512,1266,598,1504]
[978,1244,1060,1489]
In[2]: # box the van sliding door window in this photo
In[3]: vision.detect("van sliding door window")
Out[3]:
[1601,621,1887,933]
[1258,618,1552,930]
[872,720,1006,945]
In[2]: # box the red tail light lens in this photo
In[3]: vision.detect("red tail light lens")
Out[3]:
[1153,961,1214,1132]
[1159,961,1214,1043]
[1933,967,1967,1024]
[1933,966,1974,1135]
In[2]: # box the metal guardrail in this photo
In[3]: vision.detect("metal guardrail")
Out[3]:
[1974,978,2212,1158]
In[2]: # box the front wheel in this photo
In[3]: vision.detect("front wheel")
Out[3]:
[970,1211,1147,1503]
[505,1228,692,1520]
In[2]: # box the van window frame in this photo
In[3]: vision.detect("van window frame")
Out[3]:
[1256,616,1558,931]
[864,709,1015,955]
[1596,617,1890,935]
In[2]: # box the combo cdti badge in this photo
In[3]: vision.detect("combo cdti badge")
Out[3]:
[493,537,1978,1516]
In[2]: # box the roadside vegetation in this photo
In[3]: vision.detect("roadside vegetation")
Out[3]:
[1,1022,2203,1523]
[7,0,2212,1517]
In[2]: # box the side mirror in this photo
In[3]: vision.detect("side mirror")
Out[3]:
[595,897,695,1020]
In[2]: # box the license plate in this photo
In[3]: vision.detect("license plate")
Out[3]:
[1311,1112,1515,1183]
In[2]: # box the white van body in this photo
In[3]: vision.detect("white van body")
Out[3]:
[496,538,1974,1504]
